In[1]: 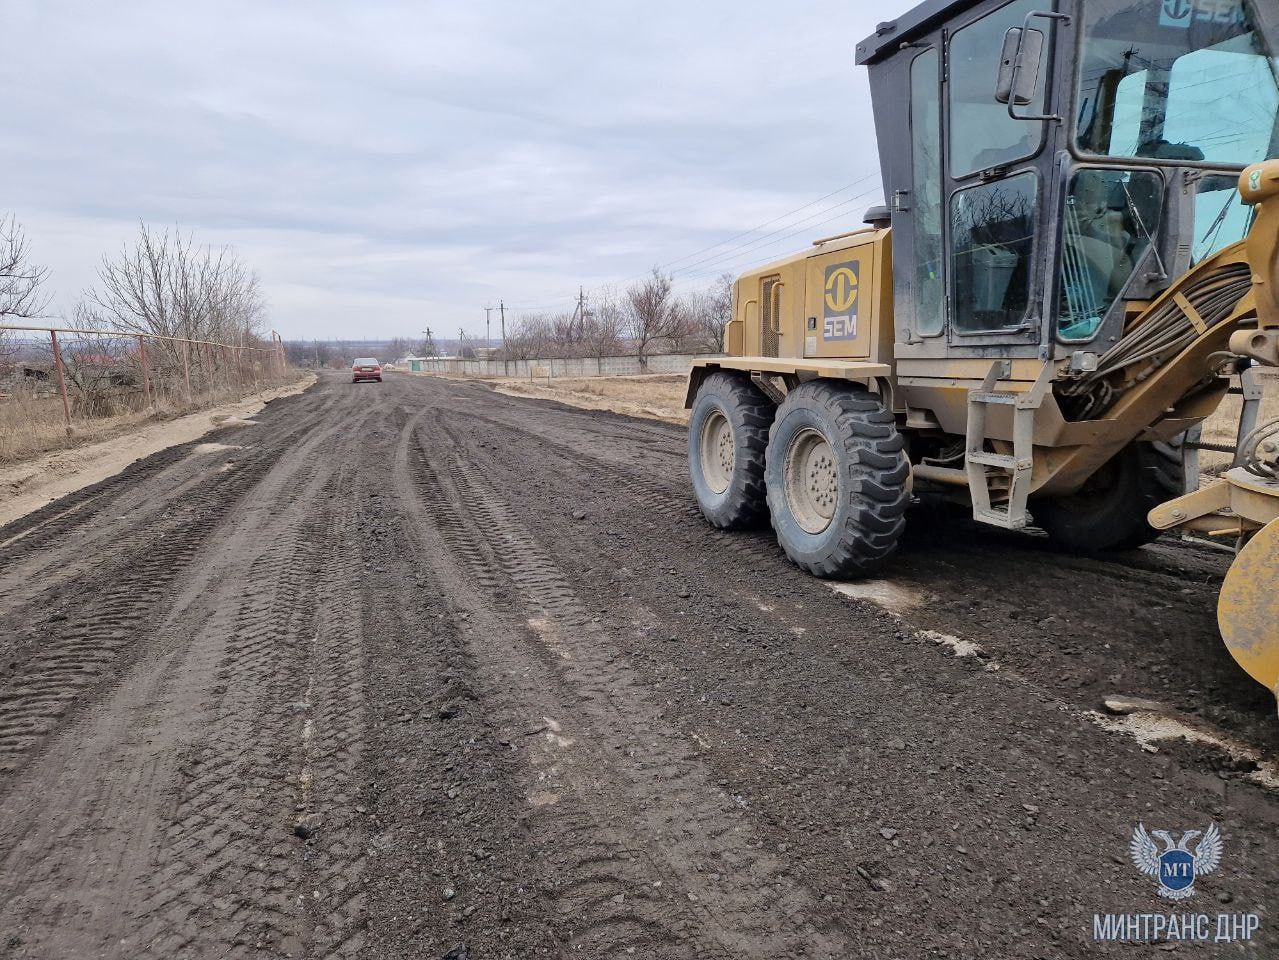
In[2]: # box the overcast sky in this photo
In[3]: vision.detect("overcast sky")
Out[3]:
[2,1,887,341]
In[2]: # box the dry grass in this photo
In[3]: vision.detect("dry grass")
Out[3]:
[0,375,304,467]
[490,374,690,423]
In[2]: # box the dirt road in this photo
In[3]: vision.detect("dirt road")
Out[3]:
[1,372,1275,959]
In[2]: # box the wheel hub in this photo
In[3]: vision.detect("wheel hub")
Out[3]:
[700,411,735,495]
[784,428,839,534]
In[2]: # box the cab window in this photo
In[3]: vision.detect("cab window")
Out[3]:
[948,0,1050,178]
[910,48,945,336]
[1076,0,1279,167]
[1059,169,1164,341]
[951,172,1038,332]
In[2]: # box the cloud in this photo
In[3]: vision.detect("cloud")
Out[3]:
[1,0,884,338]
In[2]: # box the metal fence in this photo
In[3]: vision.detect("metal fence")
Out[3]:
[0,323,289,435]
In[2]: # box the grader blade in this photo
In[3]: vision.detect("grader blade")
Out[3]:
[1219,519,1279,705]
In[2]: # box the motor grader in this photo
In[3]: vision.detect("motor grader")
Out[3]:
[685,0,1279,702]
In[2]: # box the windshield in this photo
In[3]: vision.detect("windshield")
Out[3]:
[353,358,379,365]
[1076,0,1279,167]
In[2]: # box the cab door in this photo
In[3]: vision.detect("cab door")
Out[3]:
[878,42,947,348]
[941,0,1056,354]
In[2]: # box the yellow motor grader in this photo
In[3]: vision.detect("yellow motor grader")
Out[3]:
[685,0,1279,702]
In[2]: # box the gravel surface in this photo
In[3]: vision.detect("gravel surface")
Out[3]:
[0,370,1275,959]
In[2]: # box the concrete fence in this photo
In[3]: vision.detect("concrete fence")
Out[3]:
[405,353,717,379]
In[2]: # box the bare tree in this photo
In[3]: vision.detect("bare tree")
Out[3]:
[0,215,49,367]
[583,287,625,372]
[81,223,266,374]
[66,222,272,401]
[547,310,582,359]
[284,339,340,368]
[624,268,681,370]
[386,336,413,361]
[506,314,554,361]
[0,216,48,373]
[0,214,48,320]
[689,272,734,353]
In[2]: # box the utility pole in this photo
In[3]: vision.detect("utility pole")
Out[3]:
[422,327,437,366]
[576,286,587,342]
[484,307,494,375]
[500,300,508,376]
[459,326,466,360]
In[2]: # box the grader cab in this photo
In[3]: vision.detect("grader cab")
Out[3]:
[686,0,1279,700]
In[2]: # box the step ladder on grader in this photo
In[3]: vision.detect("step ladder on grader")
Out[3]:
[682,0,1279,707]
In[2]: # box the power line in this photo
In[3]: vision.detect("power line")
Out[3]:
[502,172,884,313]
[654,171,882,272]
[495,169,887,326]
[667,185,883,280]
[669,190,886,288]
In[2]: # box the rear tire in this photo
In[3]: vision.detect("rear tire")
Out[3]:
[765,381,909,578]
[688,373,773,529]
[1034,439,1187,552]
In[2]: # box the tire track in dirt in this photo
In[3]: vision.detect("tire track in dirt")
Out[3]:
[0,386,337,598]
[398,413,852,958]
[3,371,1275,959]
[404,424,700,957]
[443,391,687,472]
[127,530,320,957]
[443,400,1277,751]
[0,390,353,780]
[355,408,557,958]
[0,466,271,774]
[132,414,374,959]
[0,378,374,959]
[401,379,1279,957]
[0,457,332,954]
[298,490,372,958]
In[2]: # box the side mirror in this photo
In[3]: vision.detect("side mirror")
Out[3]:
[995,26,1045,106]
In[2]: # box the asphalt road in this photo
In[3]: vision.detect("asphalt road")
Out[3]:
[0,371,1275,959]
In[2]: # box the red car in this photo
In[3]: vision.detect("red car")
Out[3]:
[352,358,382,383]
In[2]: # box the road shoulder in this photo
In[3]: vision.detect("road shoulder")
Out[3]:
[0,374,316,528]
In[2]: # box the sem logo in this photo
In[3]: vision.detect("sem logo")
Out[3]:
[1161,0,1246,29]
[823,263,860,341]
[1250,170,1263,194]
[1131,823,1223,900]
[1160,0,1193,28]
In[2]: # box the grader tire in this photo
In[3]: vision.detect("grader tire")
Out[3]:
[1035,440,1186,553]
[765,382,909,578]
[688,373,772,530]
